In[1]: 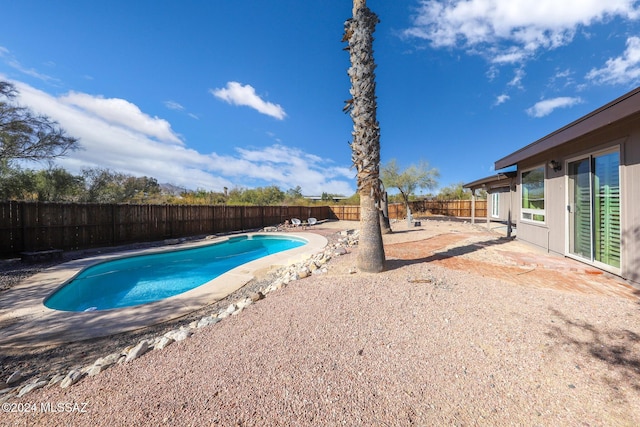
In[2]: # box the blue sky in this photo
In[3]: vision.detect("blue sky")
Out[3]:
[2,0,640,197]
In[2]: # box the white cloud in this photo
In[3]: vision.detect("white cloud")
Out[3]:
[165,100,199,120]
[59,92,184,145]
[586,36,640,86]
[228,145,354,195]
[494,94,510,106]
[0,46,59,84]
[211,81,287,120]
[7,59,58,82]
[6,79,352,195]
[491,50,527,65]
[404,0,640,63]
[525,96,583,117]
[507,68,526,88]
[164,100,184,111]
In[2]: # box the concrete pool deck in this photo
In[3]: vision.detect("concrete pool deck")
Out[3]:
[0,232,327,348]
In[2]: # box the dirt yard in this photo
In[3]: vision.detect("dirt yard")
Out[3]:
[1,218,639,426]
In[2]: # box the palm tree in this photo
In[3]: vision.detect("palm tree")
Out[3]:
[344,0,385,272]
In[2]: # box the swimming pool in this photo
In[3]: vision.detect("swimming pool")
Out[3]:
[44,235,306,312]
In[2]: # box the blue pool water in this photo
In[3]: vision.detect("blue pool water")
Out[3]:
[44,235,306,312]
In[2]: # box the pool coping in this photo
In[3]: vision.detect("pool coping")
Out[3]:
[0,232,327,348]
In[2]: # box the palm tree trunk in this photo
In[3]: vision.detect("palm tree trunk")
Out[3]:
[380,192,392,234]
[344,0,385,272]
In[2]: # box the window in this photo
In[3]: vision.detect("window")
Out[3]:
[491,192,499,218]
[521,166,545,223]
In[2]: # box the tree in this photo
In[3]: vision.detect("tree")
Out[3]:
[286,186,303,200]
[344,0,385,273]
[81,168,128,203]
[226,185,285,205]
[381,158,439,215]
[437,182,473,200]
[80,168,164,203]
[178,189,227,205]
[121,176,161,203]
[0,163,37,200]
[34,167,84,202]
[0,81,80,163]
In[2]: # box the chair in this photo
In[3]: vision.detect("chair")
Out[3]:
[307,217,317,227]
[291,218,302,227]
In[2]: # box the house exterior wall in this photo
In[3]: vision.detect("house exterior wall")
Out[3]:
[621,125,640,283]
[487,187,514,223]
[513,116,640,282]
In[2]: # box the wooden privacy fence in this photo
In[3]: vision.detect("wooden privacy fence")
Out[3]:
[0,200,487,257]
[0,202,331,257]
[408,199,487,218]
[329,200,487,221]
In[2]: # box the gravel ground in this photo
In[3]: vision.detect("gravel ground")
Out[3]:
[2,221,640,426]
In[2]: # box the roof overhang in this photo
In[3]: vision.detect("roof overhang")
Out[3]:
[495,86,640,170]
[463,171,517,191]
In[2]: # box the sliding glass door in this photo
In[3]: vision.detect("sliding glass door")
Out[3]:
[567,151,620,270]
[568,158,592,260]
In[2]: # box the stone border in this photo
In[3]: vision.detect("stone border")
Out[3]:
[0,229,359,402]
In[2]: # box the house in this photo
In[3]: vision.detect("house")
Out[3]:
[465,86,640,284]
[463,171,517,236]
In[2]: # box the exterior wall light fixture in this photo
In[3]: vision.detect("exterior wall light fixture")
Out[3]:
[549,160,562,172]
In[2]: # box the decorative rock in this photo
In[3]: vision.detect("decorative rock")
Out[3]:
[6,370,23,386]
[197,316,220,328]
[60,369,84,389]
[47,374,65,387]
[155,336,175,350]
[334,247,348,256]
[249,291,265,302]
[271,279,285,291]
[18,380,48,397]
[86,365,103,377]
[0,389,18,404]
[121,344,135,355]
[236,298,252,310]
[165,328,191,342]
[125,340,149,362]
[0,386,19,396]
[95,353,120,369]
[225,304,237,314]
